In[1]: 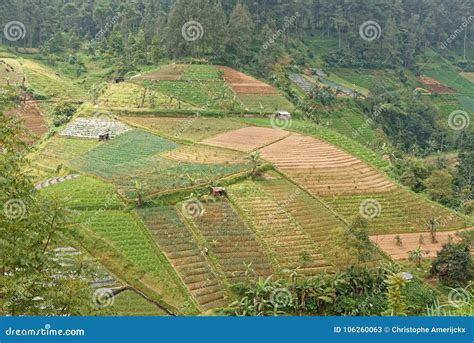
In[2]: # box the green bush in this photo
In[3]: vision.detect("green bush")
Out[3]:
[52,102,76,126]
[402,281,437,315]
[430,242,472,287]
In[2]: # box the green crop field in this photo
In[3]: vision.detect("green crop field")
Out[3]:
[78,209,192,308]
[70,129,249,197]
[422,50,474,96]
[256,172,345,243]
[21,59,87,100]
[319,188,468,235]
[137,206,227,311]
[103,290,170,316]
[182,64,221,80]
[228,180,330,276]
[190,199,274,282]
[40,176,123,209]
[33,136,100,170]
[98,82,197,110]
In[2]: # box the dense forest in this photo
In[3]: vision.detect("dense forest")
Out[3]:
[1,0,473,68]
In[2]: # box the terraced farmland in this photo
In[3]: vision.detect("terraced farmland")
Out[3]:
[259,132,394,196]
[190,200,274,282]
[6,98,48,141]
[152,80,234,110]
[137,64,187,81]
[228,181,330,276]
[98,82,196,110]
[40,176,123,209]
[33,136,99,170]
[106,290,170,316]
[319,189,467,235]
[370,229,473,260]
[21,59,87,101]
[202,126,290,152]
[161,144,246,164]
[256,172,345,243]
[121,116,248,142]
[70,130,247,197]
[137,206,227,311]
[79,210,192,309]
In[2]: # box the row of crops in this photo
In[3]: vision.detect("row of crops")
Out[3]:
[227,180,330,276]
[21,59,87,101]
[137,206,227,311]
[78,209,195,312]
[236,117,391,172]
[320,188,468,235]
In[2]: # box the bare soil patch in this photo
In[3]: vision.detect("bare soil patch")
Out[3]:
[6,97,47,143]
[418,75,455,94]
[259,133,395,195]
[201,126,289,152]
[217,66,278,95]
[161,144,246,164]
[370,228,473,260]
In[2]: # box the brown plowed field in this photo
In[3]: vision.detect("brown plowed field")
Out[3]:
[161,144,246,164]
[201,126,290,152]
[217,66,279,95]
[370,228,473,260]
[6,98,47,143]
[417,75,455,94]
[259,133,396,195]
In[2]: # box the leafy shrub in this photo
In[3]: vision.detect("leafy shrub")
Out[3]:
[52,102,76,126]
[430,242,472,287]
